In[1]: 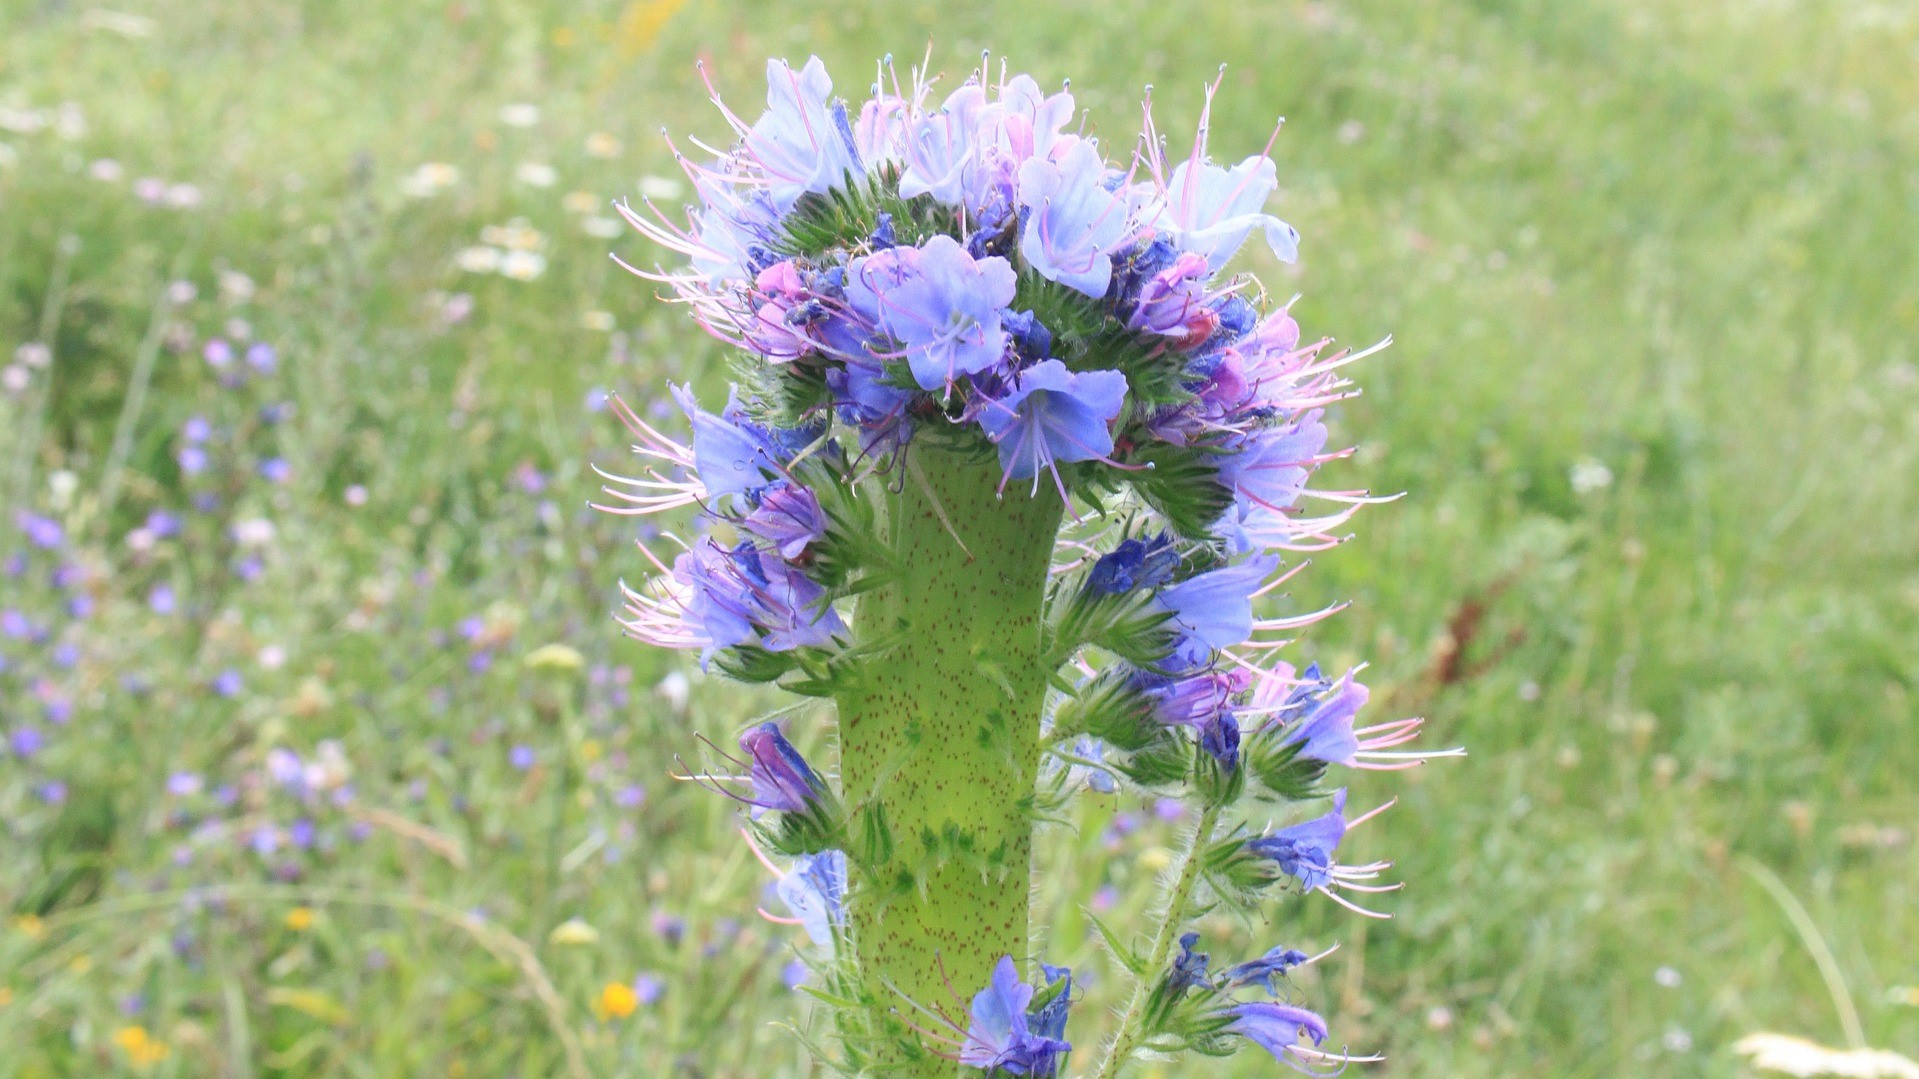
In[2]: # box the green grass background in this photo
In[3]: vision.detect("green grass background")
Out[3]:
[1,0,1915,1075]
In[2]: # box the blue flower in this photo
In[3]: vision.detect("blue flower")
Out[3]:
[897,82,988,205]
[1143,152,1299,271]
[1026,965,1076,1076]
[1166,931,1212,996]
[1085,533,1179,595]
[1245,789,1349,892]
[16,512,63,550]
[775,848,846,949]
[674,385,822,502]
[1217,417,1329,531]
[846,234,1017,391]
[1279,673,1367,766]
[975,360,1127,488]
[742,57,861,210]
[1227,1001,1331,1071]
[738,722,830,814]
[673,540,845,657]
[1017,139,1134,297]
[960,956,1073,1076]
[1223,946,1312,996]
[1154,555,1279,663]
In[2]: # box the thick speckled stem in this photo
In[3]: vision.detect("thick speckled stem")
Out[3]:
[836,446,1063,1074]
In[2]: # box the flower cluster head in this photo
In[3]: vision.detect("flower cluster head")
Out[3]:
[601,50,1455,1078]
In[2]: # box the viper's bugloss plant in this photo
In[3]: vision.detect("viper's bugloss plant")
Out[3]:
[597,53,1459,1077]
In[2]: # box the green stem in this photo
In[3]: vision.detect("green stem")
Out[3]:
[835,444,1063,1075]
[1093,802,1222,1079]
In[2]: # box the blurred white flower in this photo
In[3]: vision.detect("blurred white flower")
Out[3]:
[638,174,683,201]
[581,310,615,332]
[164,183,203,208]
[1735,1033,1919,1078]
[584,132,621,158]
[499,250,547,281]
[0,107,46,134]
[232,518,277,547]
[514,161,558,188]
[80,9,156,37]
[258,644,287,670]
[54,103,86,140]
[480,219,544,250]
[344,484,369,507]
[498,103,540,128]
[1337,119,1366,144]
[1653,966,1682,988]
[1,365,27,394]
[582,215,622,239]
[134,176,166,202]
[1570,458,1613,494]
[16,342,51,368]
[48,470,78,509]
[562,190,599,214]
[656,670,690,713]
[456,246,503,274]
[166,279,198,304]
[219,270,257,303]
[400,162,460,198]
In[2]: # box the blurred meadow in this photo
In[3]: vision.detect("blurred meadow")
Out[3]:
[2,0,1917,1075]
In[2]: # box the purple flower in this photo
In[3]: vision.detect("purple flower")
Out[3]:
[146,510,181,538]
[665,540,844,658]
[741,57,861,209]
[740,482,827,559]
[509,744,537,770]
[960,956,1074,1076]
[846,235,1017,391]
[183,416,212,443]
[211,669,244,698]
[167,771,204,797]
[203,338,234,368]
[1017,139,1134,297]
[246,342,277,373]
[1126,250,1218,347]
[17,512,63,549]
[1245,790,1349,892]
[1224,945,1312,996]
[975,360,1127,489]
[633,972,665,1005]
[781,959,810,989]
[896,83,988,205]
[149,584,177,615]
[739,722,830,813]
[1227,1001,1331,1070]
[260,458,291,483]
[8,726,45,757]
[1,609,31,638]
[38,781,68,804]
[178,446,209,475]
[615,784,647,808]
[289,817,317,848]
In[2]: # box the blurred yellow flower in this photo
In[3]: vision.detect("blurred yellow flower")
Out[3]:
[285,907,316,931]
[579,738,604,763]
[112,1025,170,1067]
[525,643,585,672]
[0,987,13,1007]
[614,0,688,57]
[581,310,616,332]
[9,914,45,940]
[562,190,599,214]
[596,981,638,1019]
[549,918,599,946]
[1138,847,1173,873]
[400,162,460,199]
[584,132,622,159]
